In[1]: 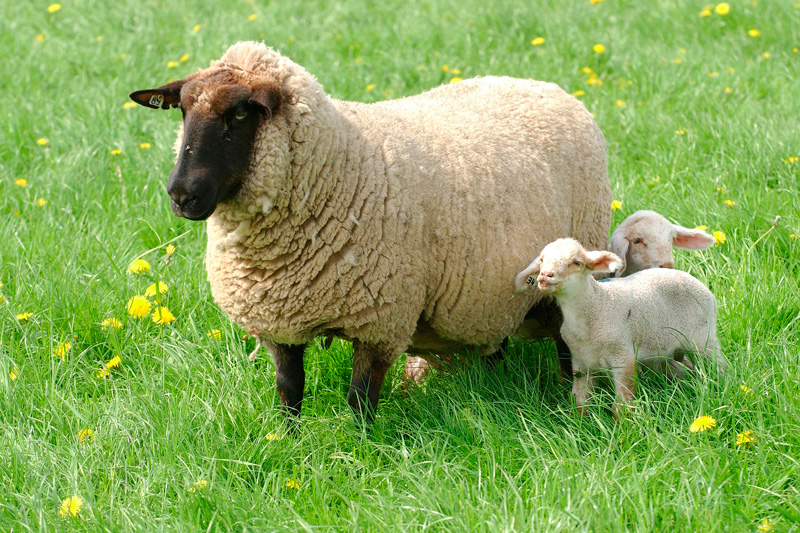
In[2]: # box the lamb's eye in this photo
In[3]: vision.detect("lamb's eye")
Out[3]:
[573,260,582,267]
[234,110,248,121]
[632,238,644,245]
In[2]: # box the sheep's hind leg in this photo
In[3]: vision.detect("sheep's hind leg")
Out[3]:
[263,341,307,424]
[348,341,395,425]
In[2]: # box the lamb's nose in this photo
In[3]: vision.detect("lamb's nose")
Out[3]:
[540,271,555,278]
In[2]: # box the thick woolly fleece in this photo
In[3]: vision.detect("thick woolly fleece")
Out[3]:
[197,42,611,361]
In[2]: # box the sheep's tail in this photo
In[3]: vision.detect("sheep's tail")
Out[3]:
[248,338,263,361]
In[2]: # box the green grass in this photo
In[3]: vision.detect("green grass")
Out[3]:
[1,0,799,530]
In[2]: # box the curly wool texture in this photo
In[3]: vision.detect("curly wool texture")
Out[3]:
[200,42,611,355]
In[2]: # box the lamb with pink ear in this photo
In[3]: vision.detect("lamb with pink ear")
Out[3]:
[515,238,724,418]
[609,210,715,277]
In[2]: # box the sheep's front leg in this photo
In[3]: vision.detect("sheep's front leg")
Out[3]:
[264,341,306,421]
[348,341,395,424]
[571,370,594,415]
[611,359,637,420]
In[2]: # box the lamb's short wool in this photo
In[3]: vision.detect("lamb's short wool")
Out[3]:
[515,238,723,416]
[130,42,611,422]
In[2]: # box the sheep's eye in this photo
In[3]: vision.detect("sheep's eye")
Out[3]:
[234,110,248,121]
[632,238,644,245]
[573,260,582,267]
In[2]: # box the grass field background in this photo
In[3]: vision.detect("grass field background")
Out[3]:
[1,0,799,530]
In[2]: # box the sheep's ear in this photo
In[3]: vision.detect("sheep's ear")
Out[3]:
[585,250,623,275]
[515,257,541,292]
[129,79,186,110]
[673,225,715,250]
[249,83,282,118]
[608,230,629,276]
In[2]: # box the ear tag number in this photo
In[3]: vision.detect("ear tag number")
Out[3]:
[527,276,535,285]
[149,94,164,107]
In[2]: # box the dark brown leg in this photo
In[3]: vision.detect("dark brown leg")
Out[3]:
[264,341,306,423]
[525,298,572,377]
[347,341,395,424]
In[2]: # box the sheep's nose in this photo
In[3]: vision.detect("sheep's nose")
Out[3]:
[168,187,196,209]
[660,261,674,269]
[540,271,555,279]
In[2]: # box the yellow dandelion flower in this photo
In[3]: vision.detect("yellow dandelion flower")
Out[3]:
[531,37,545,46]
[139,142,151,149]
[648,176,661,185]
[700,8,712,17]
[248,13,258,21]
[36,33,45,42]
[758,519,776,532]
[694,225,709,231]
[725,67,735,74]
[167,61,179,68]
[285,478,300,489]
[193,24,202,32]
[126,259,150,274]
[740,384,753,395]
[0,295,4,303]
[582,67,594,74]
[166,244,176,256]
[572,90,585,97]
[37,137,48,146]
[611,200,623,211]
[123,101,136,109]
[266,432,281,441]
[451,68,462,75]
[615,100,626,108]
[736,430,755,447]
[105,356,122,370]
[353,56,363,64]
[189,479,209,492]
[794,48,798,53]
[442,64,449,72]
[715,3,730,15]
[119,53,127,59]
[587,77,603,86]
[591,0,603,4]
[152,306,176,325]
[672,57,683,64]
[675,129,686,135]
[748,29,761,38]
[208,329,222,341]
[593,43,605,54]
[725,87,733,94]
[144,281,169,298]
[708,71,719,77]
[53,341,72,361]
[784,156,799,165]
[180,54,190,63]
[78,428,94,443]
[58,495,83,518]
[10,367,18,381]
[37,198,47,207]
[448,77,462,83]
[16,312,33,322]
[690,415,717,433]
[96,35,104,42]
[713,230,726,245]
[790,234,797,239]
[100,317,122,330]
[724,199,736,207]
[365,84,375,91]
[762,52,770,59]
[96,368,110,378]
[127,295,151,318]
[110,149,122,155]
[15,178,28,187]
[47,3,61,13]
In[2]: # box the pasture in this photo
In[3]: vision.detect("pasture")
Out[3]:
[1,0,798,530]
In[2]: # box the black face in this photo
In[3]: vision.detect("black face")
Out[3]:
[129,74,281,221]
[167,100,263,220]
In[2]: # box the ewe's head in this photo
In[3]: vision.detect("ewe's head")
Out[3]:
[514,238,622,295]
[129,44,283,221]
[609,210,715,276]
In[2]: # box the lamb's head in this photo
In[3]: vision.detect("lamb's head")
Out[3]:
[609,210,715,276]
[514,238,623,295]
[129,44,285,221]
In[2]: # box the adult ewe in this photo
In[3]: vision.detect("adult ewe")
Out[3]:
[130,41,611,423]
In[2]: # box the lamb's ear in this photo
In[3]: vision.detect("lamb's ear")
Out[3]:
[673,224,715,250]
[585,250,623,275]
[129,79,186,110]
[515,257,542,292]
[249,83,282,118]
[608,230,629,277]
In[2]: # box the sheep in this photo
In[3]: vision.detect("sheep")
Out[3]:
[609,210,715,277]
[514,238,723,416]
[129,41,611,423]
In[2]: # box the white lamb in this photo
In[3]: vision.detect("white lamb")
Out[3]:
[609,210,715,276]
[515,238,723,416]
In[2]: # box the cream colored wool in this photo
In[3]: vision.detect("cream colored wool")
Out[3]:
[196,42,611,362]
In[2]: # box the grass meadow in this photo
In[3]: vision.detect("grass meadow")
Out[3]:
[1,0,799,530]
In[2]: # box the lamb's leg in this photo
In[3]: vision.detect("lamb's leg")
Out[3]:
[571,370,594,415]
[348,341,395,424]
[403,356,431,384]
[263,341,306,422]
[611,359,637,420]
